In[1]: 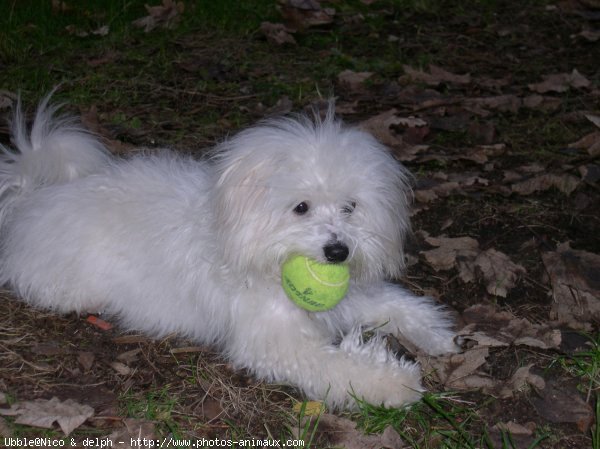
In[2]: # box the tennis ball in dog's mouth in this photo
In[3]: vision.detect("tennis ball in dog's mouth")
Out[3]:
[281,255,350,312]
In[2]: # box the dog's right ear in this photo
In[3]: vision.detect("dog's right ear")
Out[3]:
[210,144,272,277]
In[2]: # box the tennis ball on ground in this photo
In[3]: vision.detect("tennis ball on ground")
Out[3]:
[281,255,350,312]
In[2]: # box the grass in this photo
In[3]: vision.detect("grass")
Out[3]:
[1,0,511,107]
[551,333,600,448]
[0,0,277,101]
[287,401,325,448]
[354,392,549,449]
[556,334,600,401]
[121,387,184,437]
[356,393,480,448]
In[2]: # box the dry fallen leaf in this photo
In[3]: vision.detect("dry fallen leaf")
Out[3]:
[421,234,480,270]
[300,413,403,449]
[569,131,600,156]
[460,304,562,350]
[87,50,120,68]
[116,348,142,364]
[67,24,110,37]
[0,397,94,435]
[426,346,491,389]
[402,64,471,86]
[579,164,600,183]
[334,100,358,114]
[413,171,489,207]
[585,113,600,128]
[512,162,546,174]
[531,379,594,432]
[52,0,70,13]
[260,22,297,45]
[464,95,521,114]
[493,421,533,436]
[359,109,404,147]
[110,361,133,376]
[76,352,94,372]
[200,398,223,421]
[446,172,489,187]
[108,419,156,448]
[398,116,428,127]
[578,29,600,42]
[460,144,506,164]
[265,96,294,115]
[511,172,580,195]
[498,364,545,398]
[0,416,11,437]
[424,346,544,398]
[396,85,448,110]
[280,0,335,30]
[414,178,461,204]
[132,0,184,32]
[543,242,600,329]
[488,421,537,449]
[522,94,562,111]
[421,234,525,297]
[528,69,592,93]
[459,248,526,297]
[337,70,373,91]
[92,25,109,36]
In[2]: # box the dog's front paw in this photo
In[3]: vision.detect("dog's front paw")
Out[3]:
[387,318,460,356]
[332,332,424,408]
[357,284,461,357]
[326,359,423,409]
[361,367,423,408]
[421,328,461,355]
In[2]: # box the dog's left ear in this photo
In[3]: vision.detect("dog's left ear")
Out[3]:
[350,131,413,282]
[370,160,412,278]
[376,158,412,279]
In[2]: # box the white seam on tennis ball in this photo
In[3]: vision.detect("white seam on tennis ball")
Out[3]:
[304,259,349,287]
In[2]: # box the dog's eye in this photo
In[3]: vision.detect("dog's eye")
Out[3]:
[293,201,310,215]
[341,201,357,215]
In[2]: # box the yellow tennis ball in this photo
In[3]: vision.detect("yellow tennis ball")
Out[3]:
[281,255,350,312]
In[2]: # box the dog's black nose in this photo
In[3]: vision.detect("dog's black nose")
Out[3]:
[324,242,349,263]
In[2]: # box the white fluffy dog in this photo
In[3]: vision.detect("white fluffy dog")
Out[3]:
[0,95,457,409]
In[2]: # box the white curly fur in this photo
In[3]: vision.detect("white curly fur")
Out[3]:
[0,95,458,409]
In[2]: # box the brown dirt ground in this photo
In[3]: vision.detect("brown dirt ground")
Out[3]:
[0,1,599,448]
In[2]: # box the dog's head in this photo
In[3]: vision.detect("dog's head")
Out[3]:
[211,111,412,283]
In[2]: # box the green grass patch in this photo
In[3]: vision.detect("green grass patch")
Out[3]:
[555,333,600,400]
[0,0,277,99]
[354,392,548,449]
[550,333,600,449]
[121,387,183,437]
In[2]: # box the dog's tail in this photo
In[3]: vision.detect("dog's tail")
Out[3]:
[0,93,111,219]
